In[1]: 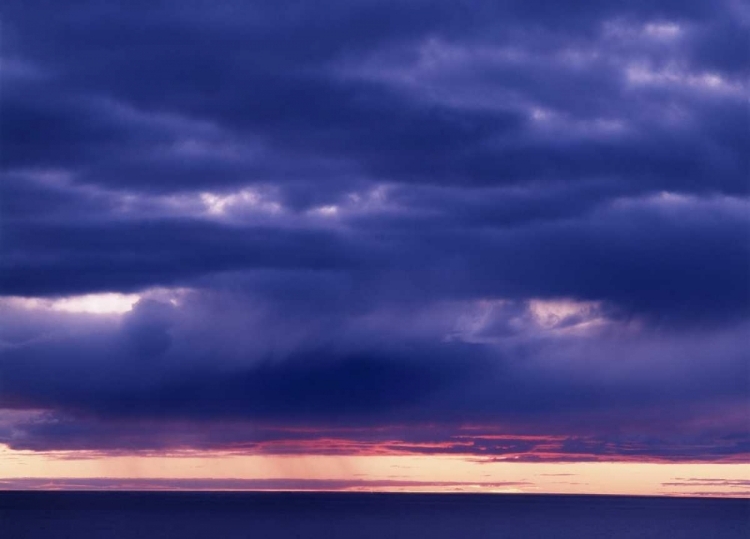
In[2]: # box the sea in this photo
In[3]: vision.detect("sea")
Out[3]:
[1,492,748,538]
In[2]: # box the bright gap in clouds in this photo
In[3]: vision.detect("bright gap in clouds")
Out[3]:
[4,293,141,314]
[1,288,195,315]
[48,293,141,314]
[199,189,282,216]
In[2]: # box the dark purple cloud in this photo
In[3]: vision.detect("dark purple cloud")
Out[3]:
[0,0,747,461]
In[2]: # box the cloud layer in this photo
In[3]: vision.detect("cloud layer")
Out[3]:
[0,0,748,462]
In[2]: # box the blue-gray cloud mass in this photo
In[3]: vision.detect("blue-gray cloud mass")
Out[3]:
[0,0,747,461]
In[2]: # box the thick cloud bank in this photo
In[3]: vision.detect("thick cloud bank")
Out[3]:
[0,0,748,461]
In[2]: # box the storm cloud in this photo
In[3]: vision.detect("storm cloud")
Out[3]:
[0,0,748,461]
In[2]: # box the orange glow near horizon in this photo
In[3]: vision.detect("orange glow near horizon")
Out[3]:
[0,445,747,498]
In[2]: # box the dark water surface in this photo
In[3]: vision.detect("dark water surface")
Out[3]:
[1,491,748,538]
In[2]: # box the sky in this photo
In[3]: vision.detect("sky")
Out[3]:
[0,0,748,497]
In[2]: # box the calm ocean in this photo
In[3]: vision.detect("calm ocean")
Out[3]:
[1,492,748,538]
